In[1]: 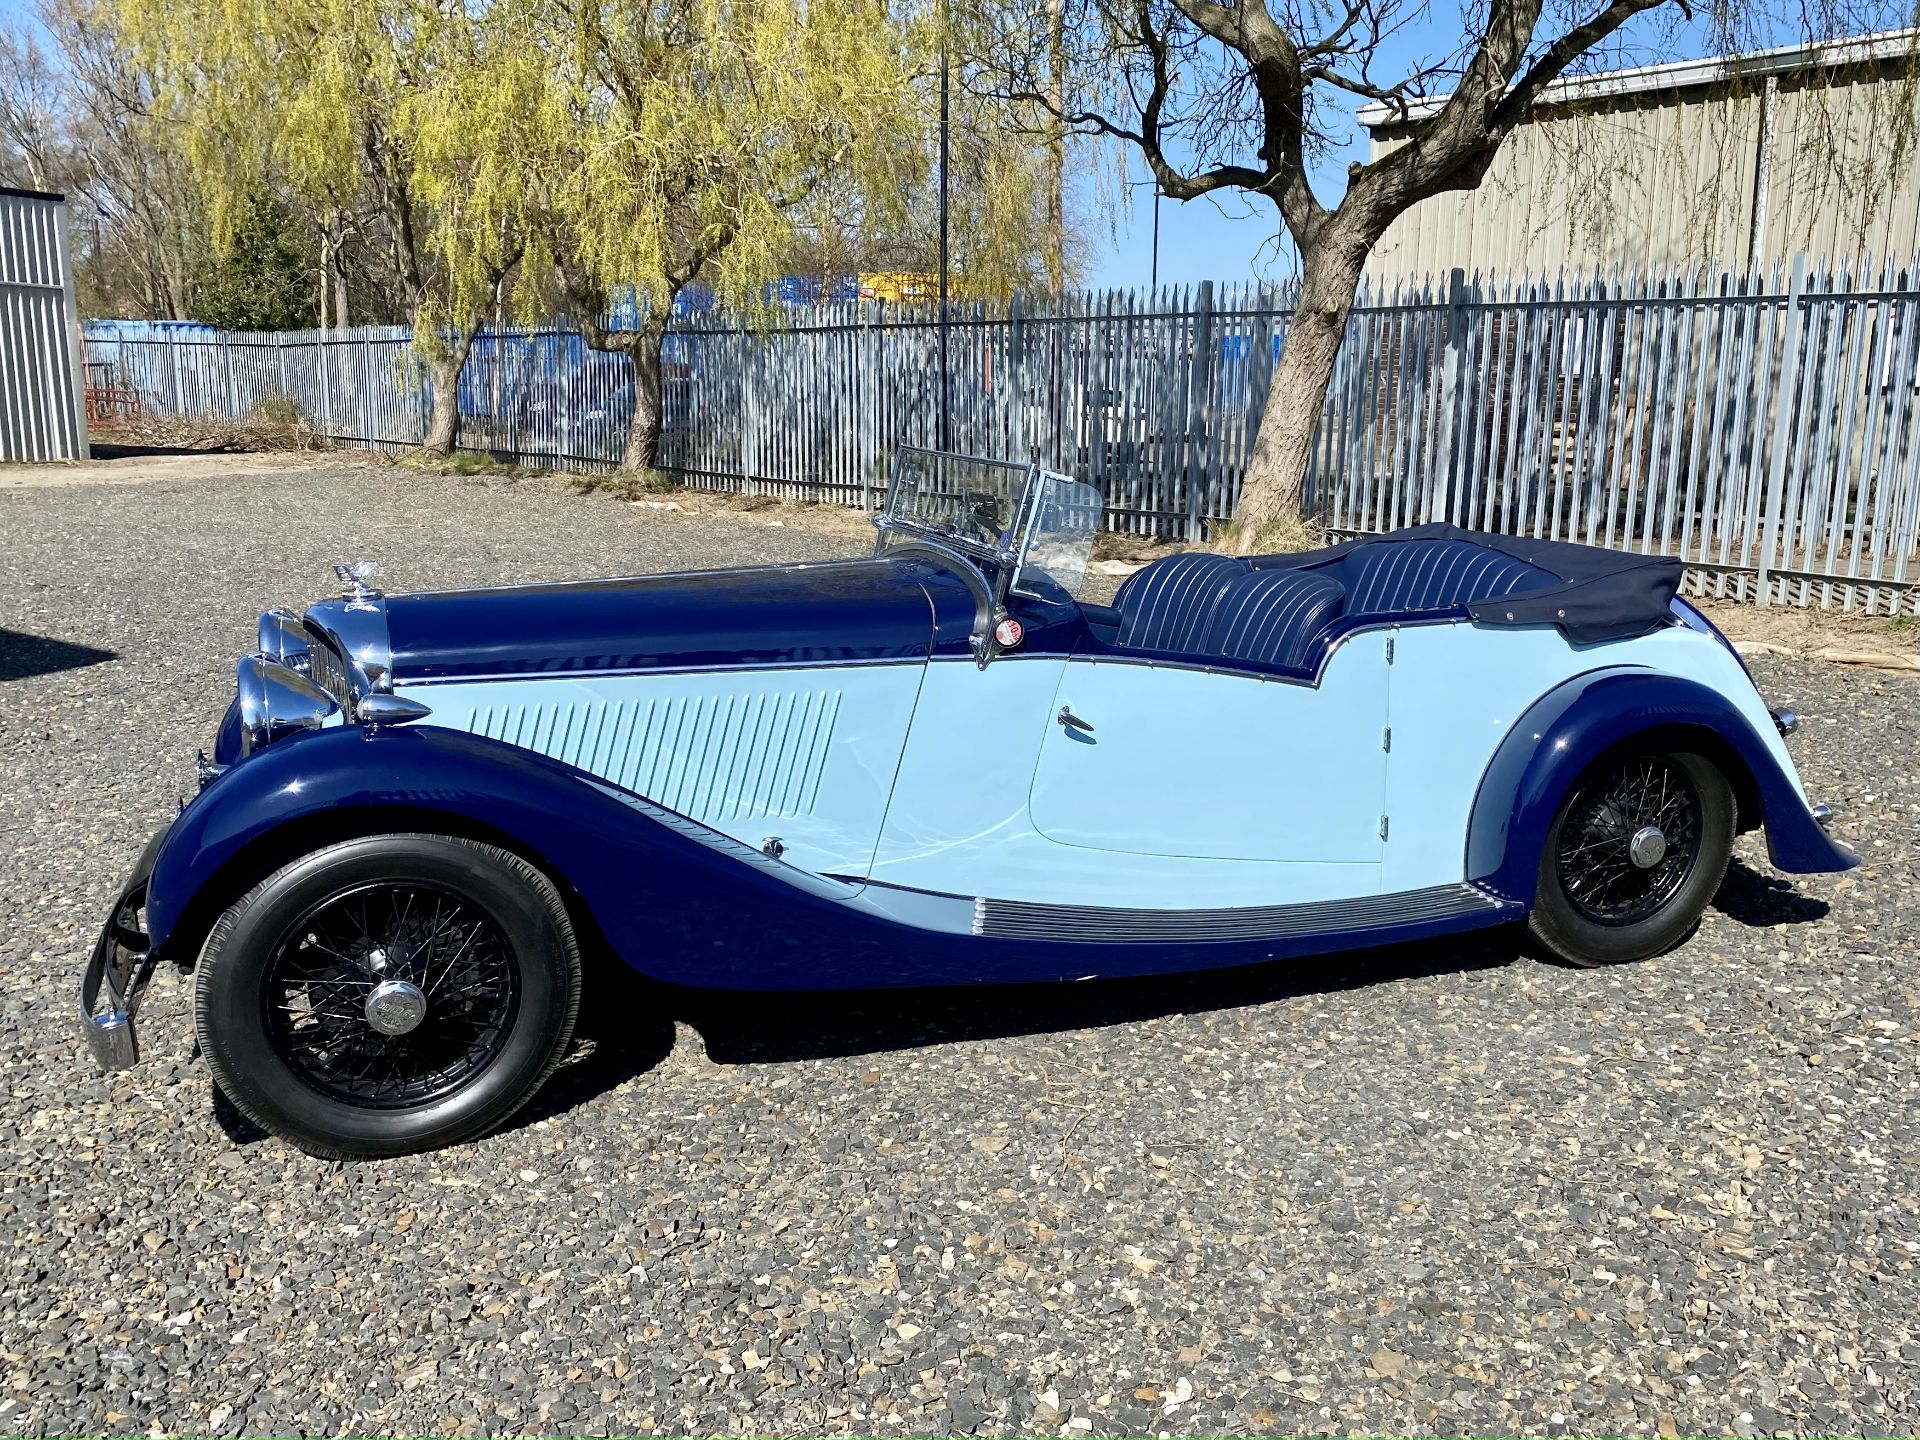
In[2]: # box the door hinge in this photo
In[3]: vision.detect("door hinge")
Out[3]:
[1379,815,1390,841]
[1382,726,1392,753]
[1385,634,1395,663]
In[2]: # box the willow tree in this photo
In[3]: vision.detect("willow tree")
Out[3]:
[975,0,1913,548]
[515,0,926,472]
[111,0,534,456]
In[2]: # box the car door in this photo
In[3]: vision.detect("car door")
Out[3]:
[1027,635,1392,863]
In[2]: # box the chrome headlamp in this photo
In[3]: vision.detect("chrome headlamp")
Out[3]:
[257,609,313,674]
[236,655,340,756]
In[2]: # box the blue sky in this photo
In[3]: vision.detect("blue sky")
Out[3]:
[1,0,1825,293]
[1081,1,1783,290]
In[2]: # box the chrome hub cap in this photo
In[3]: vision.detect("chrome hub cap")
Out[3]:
[265,882,519,1107]
[1627,825,1668,869]
[365,978,428,1035]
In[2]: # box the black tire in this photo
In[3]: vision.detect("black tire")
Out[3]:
[195,834,581,1159]
[1527,749,1734,968]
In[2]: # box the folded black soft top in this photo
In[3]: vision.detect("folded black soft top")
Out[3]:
[1258,523,1687,644]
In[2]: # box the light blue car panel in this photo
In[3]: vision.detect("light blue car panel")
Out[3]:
[1380,618,1810,893]
[395,663,926,877]
[866,655,1386,908]
[1029,638,1392,862]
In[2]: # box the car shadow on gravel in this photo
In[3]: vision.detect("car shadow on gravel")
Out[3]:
[476,928,1530,1138]
[0,627,116,681]
[1711,857,1831,927]
[208,866,1838,1148]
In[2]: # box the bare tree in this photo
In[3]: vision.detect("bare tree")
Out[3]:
[975,0,1912,548]
[0,22,64,191]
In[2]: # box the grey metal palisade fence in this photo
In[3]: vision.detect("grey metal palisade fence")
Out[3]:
[83,253,1920,614]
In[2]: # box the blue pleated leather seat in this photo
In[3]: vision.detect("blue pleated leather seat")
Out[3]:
[1339,538,1552,615]
[1110,552,1246,653]
[1204,569,1347,670]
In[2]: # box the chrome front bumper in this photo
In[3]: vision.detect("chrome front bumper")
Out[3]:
[78,830,165,1071]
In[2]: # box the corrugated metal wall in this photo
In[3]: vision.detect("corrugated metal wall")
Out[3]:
[1368,63,1920,278]
[0,188,88,463]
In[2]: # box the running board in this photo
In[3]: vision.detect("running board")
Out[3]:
[971,882,1510,943]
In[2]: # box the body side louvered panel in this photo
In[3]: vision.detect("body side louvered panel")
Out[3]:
[413,666,920,877]
[467,689,841,821]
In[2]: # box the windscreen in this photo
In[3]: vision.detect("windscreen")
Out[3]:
[1014,472,1103,599]
[885,449,1034,557]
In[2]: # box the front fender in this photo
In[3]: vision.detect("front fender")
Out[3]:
[143,724,884,984]
[1467,668,1857,905]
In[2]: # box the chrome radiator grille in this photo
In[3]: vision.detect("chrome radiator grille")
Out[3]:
[306,635,353,706]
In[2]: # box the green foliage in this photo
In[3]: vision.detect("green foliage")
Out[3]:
[109,0,1081,342]
[112,0,530,343]
[191,189,316,330]
[518,0,933,315]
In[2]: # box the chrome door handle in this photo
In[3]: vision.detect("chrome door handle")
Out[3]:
[1057,706,1094,733]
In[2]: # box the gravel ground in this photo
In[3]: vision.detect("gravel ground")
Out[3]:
[2,457,1916,1439]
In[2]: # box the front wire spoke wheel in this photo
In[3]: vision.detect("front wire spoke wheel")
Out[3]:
[263,881,521,1109]
[197,835,582,1160]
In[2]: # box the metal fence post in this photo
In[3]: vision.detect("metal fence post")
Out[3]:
[361,330,375,449]
[1759,254,1809,604]
[1434,267,1470,523]
[1186,280,1216,541]
[1009,292,1028,461]
[318,331,334,441]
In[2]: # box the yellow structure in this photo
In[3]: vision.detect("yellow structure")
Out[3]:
[857,272,939,304]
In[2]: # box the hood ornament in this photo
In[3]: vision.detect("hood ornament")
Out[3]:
[332,560,383,610]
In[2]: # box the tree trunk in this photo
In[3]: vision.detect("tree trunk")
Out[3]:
[423,352,463,459]
[619,312,670,473]
[1230,236,1372,553]
[421,324,481,460]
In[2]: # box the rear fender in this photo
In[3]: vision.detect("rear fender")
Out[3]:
[1467,668,1857,906]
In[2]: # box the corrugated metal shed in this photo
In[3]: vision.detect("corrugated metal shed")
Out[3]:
[1360,30,1920,278]
[1,186,89,463]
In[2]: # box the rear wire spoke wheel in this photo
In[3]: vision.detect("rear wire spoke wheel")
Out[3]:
[196,835,581,1159]
[1528,749,1734,968]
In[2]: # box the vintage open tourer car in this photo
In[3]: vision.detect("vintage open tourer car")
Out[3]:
[80,447,1854,1157]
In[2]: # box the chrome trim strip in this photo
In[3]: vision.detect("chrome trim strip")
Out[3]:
[396,655,940,687]
[971,882,1506,943]
[384,557,890,601]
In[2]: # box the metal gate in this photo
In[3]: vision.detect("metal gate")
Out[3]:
[1,187,89,464]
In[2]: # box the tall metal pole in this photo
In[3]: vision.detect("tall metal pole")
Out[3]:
[1150,186,1160,292]
[938,0,951,451]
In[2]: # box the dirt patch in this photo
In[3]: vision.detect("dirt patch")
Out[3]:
[15,441,1916,671]
[1695,596,1918,672]
[0,449,380,490]
[611,485,880,546]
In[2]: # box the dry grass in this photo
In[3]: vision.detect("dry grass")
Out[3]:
[91,406,331,455]
[1213,512,1323,557]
